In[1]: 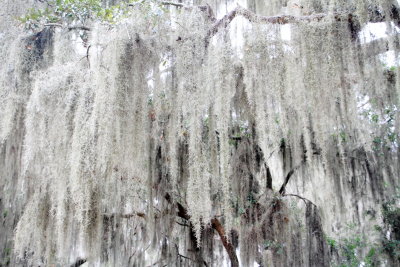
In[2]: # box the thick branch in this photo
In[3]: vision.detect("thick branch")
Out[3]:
[165,194,238,267]
[206,6,335,41]
[206,4,400,41]
[165,193,190,220]
[211,218,239,267]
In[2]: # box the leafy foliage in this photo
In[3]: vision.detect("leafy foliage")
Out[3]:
[380,188,400,260]
[1,247,11,266]
[263,239,284,254]
[327,234,380,267]
[18,0,157,30]
[360,98,399,152]
[327,189,400,267]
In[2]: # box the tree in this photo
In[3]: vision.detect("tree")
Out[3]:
[0,0,399,266]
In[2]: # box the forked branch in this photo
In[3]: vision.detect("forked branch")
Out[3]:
[165,194,239,267]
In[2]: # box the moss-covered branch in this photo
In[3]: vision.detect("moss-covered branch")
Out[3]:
[205,4,400,41]
[165,193,239,267]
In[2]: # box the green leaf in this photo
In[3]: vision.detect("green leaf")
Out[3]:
[371,114,379,123]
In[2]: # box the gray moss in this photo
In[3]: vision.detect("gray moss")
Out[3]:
[0,0,399,266]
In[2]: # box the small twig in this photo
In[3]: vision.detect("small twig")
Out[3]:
[267,148,278,161]
[68,25,91,31]
[160,1,210,12]
[103,212,146,220]
[176,221,190,227]
[128,1,191,9]
[121,212,146,219]
[44,23,91,31]
[86,45,91,68]
[160,1,186,8]
[44,23,62,27]
[178,253,194,261]
[283,193,317,207]
[158,1,215,21]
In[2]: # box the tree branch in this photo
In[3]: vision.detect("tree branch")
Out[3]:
[165,194,239,267]
[159,1,215,21]
[283,193,317,207]
[206,6,333,41]
[44,23,90,31]
[160,1,186,8]
[120,212,146,219]
[103,212,147,220]
[178,253,195,261]
[70,258,87,267]
[44,23,62,27]
[68,25,91,31]
[205,4,400,41]
[211,218,239,267]
[279,165,301,195]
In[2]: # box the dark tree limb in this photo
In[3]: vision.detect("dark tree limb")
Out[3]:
[44,23,91,31]
[70,258,87,267]
[103,212,147,220]
[44,23,62,27]
[160,1,187,8]
[266,165,273,190]
[120,212,146,219]
[165,193,239,267]
[279,165,301,195]
[283,193,317,207]
[68,25,91,31]
[129,1,194,8]
[176,221,190,227]
[211,218,239,267]
[159,1,207,11]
